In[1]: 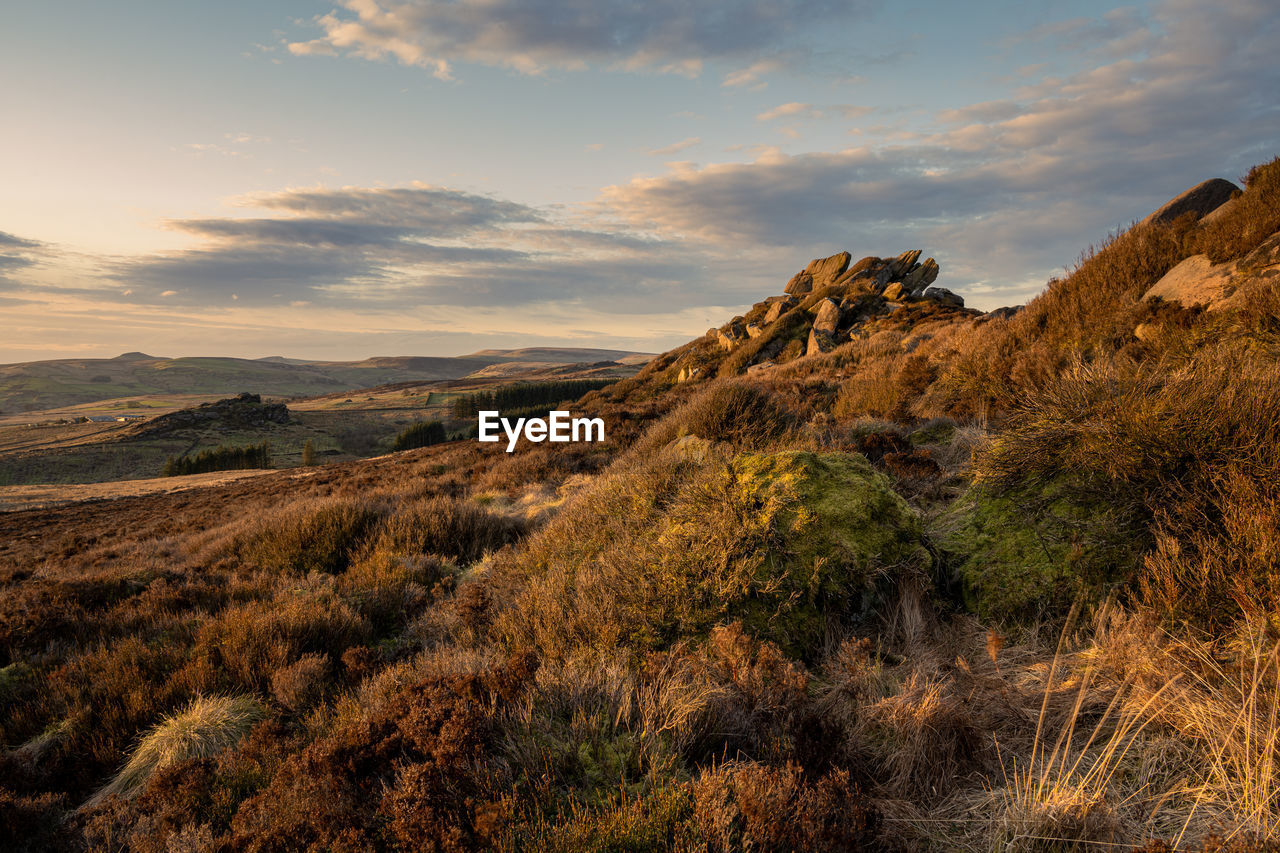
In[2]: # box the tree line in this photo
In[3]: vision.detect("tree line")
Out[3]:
[162,442,271,477]
[448,379,614,420]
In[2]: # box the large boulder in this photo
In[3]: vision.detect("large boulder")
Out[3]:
[807,327,839,356]
[812,297,842,335]
[1142,254,1234,308]
[922,286,964,308]
[803,251,852,289]
[1142,178,1240,226]
[763,296,796,324]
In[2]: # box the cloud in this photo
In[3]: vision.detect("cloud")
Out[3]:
[0,230,42,281]
[107,184,748,312]
[756,102,873,122]
[288,1,875,79]
[721,58,784,88]
[647,137,701,157]
[598,0,1280,309]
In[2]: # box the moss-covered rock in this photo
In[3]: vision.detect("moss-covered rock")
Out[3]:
[721,451,930,652]
[498,448,929,659]
[935,481,1143,624]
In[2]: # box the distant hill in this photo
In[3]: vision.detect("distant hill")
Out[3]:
[0,347,653,413]
[463,347,654,364]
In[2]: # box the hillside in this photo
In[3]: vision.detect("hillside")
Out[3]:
[0,348,654,414]
[2,158,1279,852]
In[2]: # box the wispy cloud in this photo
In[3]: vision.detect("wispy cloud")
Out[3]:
[756,102,873,122]
[647,137,701,157]
[288,0,876,79]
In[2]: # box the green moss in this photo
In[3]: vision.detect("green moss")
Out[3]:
[936,481,1144,624]
[724,451,930,652]
[907,420,956,446]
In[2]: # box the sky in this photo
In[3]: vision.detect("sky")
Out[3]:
[1,0,1277,363]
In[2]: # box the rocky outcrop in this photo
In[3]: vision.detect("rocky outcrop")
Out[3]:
[701,246,972,372]
[922,286,964,308]
[129,393,290,438]
[1142,178,1240,226]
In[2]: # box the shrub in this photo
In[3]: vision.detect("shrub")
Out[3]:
[363,496,525,564]
[688,761,878,852]
[236,497,384,575]
[633,380,793,454]
[495,447,930,660]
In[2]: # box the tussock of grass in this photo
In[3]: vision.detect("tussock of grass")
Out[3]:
[91,694,263,804]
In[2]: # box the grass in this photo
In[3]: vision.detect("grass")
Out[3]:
[90,694,263,805]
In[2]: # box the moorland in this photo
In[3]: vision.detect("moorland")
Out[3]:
[3,158,1280,851]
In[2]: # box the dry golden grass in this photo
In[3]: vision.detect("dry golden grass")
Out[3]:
[90,694,263,805]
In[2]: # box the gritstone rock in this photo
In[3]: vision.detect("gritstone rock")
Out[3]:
[807,327,838,356]
[922,286,964,308]
[784,271,814,295]
[812,298,842,334]
[1142,178,1240,226]
[803,251,852,289]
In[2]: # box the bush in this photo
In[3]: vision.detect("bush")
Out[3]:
[634,380,793,454]
[495,447,929,660]
[688,761,878,852]
[237,497,384,575]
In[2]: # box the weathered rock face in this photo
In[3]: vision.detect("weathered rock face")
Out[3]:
[887,249,922,280]
[807,327,838,356]
[902,258,940,293]
[803,251,852,289]
[1142,178,1240,226]
[812,298,842,335]
[882,282,907,301]
[130,392,290,438]
[745,322,765,339]
[784,271,815,295]
[1143,255,1234,307]
[1141,230,1280,311]
[763,296,796,324]
[678,365,702,383]
[922,286,964,308]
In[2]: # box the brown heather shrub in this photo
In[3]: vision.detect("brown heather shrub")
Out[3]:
[633,380,793,454]
[188,578,371,693]
[270,652,330,711]
[0,788,69,852]
[688,761,878,852]
[236,497,385,575]
[229,655,535,852]
[362,495,526,564]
